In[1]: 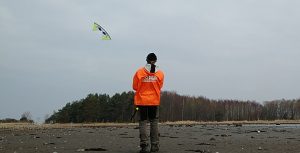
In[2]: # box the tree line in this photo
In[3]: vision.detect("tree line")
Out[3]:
[45,91,300,123]
[0,111,34,123]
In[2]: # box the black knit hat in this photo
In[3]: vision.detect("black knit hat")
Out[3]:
[146,53,157,62]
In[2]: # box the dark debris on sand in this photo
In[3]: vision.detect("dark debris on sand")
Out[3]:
[1,124,300,153]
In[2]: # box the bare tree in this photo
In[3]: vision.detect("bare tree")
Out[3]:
[20,111,33,122]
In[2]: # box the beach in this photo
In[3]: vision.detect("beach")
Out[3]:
[1,122,300,153]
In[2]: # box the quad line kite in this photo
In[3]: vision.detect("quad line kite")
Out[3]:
[93,22,111,40]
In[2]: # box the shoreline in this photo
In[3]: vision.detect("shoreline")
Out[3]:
[1,120,300,129]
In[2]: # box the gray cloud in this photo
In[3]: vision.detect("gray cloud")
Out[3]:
[1,0,300,121]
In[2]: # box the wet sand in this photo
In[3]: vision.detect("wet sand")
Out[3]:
[1,123,300,153]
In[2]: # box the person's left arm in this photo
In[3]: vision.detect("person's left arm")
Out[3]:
[132,72,139,91]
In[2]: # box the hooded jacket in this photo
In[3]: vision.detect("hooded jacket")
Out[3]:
[132,64,164,106]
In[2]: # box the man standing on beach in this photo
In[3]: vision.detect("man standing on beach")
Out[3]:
[132,53,164,153]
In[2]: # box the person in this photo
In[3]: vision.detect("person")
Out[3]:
[132,53,164,153]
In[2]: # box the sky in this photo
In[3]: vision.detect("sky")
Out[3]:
[1,0,300,122]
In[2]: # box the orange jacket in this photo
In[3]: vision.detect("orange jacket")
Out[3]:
[132,66,164,106]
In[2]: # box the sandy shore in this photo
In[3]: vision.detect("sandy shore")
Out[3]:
[1,122,300,153]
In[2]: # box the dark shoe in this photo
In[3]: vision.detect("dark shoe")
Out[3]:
[150,144,159,152]
[140,144,149,153]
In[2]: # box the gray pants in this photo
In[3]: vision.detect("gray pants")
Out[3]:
[138,106,159,146]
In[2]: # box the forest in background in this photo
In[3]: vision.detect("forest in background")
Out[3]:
[45,91,300,123]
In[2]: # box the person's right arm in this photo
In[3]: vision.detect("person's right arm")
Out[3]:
[159,72,164,90]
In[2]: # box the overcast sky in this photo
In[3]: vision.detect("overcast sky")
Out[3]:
[1,0,300,121]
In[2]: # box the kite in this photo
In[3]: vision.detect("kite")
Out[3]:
[92,22,111,40]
